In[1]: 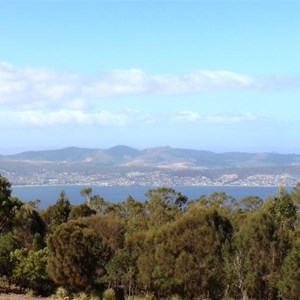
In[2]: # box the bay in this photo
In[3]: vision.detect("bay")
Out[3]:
[11,185,293,209]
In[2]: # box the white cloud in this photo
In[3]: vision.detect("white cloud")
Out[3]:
[0,106,267,129]
[177,70,256,92]
[173,111,260,124]
[0,110,130,127]
[203,112,259,123]
[174,110,201,122]
[0,107,154,128]
[1,62,299,111]
[0,62,79,108]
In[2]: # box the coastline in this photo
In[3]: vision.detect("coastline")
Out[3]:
[12,183,293,188]
[11,185,292,209]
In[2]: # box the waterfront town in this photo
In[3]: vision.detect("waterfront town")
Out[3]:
[1,169,299,187]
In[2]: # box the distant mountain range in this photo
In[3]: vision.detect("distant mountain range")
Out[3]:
[2,146,300,186]
[1,145,300,169]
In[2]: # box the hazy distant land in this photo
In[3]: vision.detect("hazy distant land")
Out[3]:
[1,146,300,187]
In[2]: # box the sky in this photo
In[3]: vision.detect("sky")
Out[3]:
[0,0,300,154]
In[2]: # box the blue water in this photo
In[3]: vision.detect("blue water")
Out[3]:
[11,185,293,209]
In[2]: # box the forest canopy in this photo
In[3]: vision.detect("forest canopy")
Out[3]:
[1,175,300,300]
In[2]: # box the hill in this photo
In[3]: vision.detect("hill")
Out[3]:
[2,146,300,169]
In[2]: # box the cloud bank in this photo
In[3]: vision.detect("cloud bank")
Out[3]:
[1,62,299,110]
[0,109,264,128]
[0,62,292,128]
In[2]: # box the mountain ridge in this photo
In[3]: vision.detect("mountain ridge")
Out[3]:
[1,146,300,169]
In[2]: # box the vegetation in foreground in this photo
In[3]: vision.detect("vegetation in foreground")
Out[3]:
[1,175,300,299]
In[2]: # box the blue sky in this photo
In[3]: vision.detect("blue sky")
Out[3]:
[0,1,300,154]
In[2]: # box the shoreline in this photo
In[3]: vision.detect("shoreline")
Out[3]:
[12,184,293,188]
[10,185,292,209]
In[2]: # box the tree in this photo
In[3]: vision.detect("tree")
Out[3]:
[207,191,236,208]
[193,191,237,212]
[278,238,300,299]
[105,249,135,298]
[145,187,188,228]
[137,228,177,298]
[0,175,22,233]
[229,208,277,299]
[117,196,147,233]
[0,175,12,200]
[10,248,52,293]
[123,230,148,295]
[269,187,296,231]
[0,232,20,277]
[41,190,71,232]
[268,187,297,273]
[173,207,232,299]
[13,204,46,250]
[89,194,108,214]
[240,195,263,211]
[68,203,96,220]
[80,187,93,203]
[47,220,111,291]
[290,181,300,210]
[138,206,232,299]
[84,214,125,252]
[145,187,187,211]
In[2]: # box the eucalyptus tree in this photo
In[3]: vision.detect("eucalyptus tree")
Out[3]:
[144,187,188,228]
[230,207,278,299]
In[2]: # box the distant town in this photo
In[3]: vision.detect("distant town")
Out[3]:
[2,169,299,187]
[1,146,300,187]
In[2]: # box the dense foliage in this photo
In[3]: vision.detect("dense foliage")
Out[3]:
[2,176,300,299]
